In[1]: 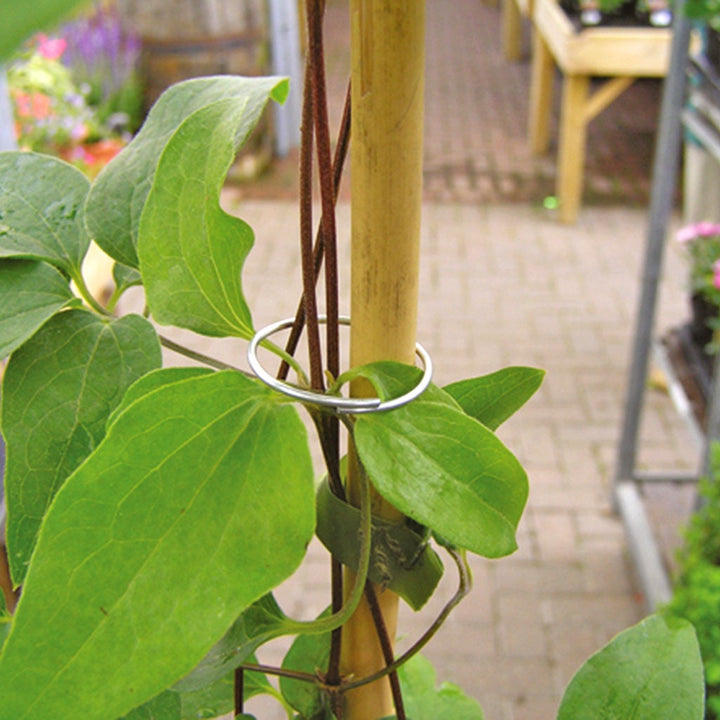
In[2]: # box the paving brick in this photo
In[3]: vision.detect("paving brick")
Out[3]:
[497,592,549,657]
[534,511,579,562]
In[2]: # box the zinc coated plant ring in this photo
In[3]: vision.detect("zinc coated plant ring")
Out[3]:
[248,316,433,414]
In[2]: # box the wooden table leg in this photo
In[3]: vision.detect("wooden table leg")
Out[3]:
[557,73,590,224]
[529,28,555,155]
[502,0,523,61]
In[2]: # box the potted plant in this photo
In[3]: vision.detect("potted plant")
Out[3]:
[677,221,720,349]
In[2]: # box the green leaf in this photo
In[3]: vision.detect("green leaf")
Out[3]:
[354,394,528,558]
[0,152,91,276]
[280,617,332,720]
[0,595,9,650]
[0,259,77,360]
[106,367,214,431]
[120,692,182,720]
[2,309,161,584]
[0,370,315,720]
[113,263,143,292]
[443,367,545,430]
[0,620,9,651]
[122,658,274,720]
[85,76,288,268]
[174,593,291,692]
[179,661,274,720]
[556,614,705,720]
[137,98,257,338]
[335,361,459,409]
[0,0,87,60]
[383,654,484,720]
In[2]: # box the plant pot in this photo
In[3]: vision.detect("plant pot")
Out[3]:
[707,28,720,78]
[690,292,717,347]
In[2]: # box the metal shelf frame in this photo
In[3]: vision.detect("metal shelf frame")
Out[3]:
[613,3,720,611]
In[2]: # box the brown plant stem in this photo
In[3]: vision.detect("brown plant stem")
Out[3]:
[299,29,324,392]
[234,667,244,717]
[364,582,406,720]
[276,80,351,385]
[304,4,347,695]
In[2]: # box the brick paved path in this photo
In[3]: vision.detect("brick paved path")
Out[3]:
[238,0,663,208]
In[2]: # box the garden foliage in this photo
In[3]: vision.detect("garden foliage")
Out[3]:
[666,444,720,719]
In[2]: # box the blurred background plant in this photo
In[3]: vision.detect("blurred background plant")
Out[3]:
[665,443,720,719]
[58,1,142,134]
[5,1,141,176]
[678,222,720,308]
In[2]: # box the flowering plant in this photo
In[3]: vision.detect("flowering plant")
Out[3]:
[7,32,102,153]
[59,2,142,133]
[677,221,720,308]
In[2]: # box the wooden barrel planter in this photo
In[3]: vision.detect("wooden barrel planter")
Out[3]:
[116,0,273,178]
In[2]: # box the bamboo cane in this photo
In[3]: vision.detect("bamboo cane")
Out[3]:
[341,1,426,717]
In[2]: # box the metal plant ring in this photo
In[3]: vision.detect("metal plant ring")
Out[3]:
[247,315,433,414]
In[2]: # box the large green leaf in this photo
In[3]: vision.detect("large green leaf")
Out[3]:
[174,594,290,693]
[0,259,77,360]
[85,76,288,268]
[120,693,182,720]
[120,659,273,720]
[179,662,274,720]
[0,594,9,650]
[382,654,484,720]
[138,98,257,338]
[0,0,88,60]
[443,367,544,430]
[354,392,528,558]
[0,370,315,720]
[2,309,161,584]
[556,614,705,720]
[0,152,91,276]
[107,367,214,430]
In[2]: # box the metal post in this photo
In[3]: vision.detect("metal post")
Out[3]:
[614,10,691,486]
[269,0,302,157]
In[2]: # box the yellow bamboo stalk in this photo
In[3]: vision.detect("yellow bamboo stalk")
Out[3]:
[341,1,425,718]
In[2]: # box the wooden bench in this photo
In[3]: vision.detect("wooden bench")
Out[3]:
[528,0,671,222]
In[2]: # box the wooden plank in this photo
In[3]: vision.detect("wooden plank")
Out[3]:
[557,73,590,222]
[502,0,524,60]
[533,0,671,76]
[529,29,555,153]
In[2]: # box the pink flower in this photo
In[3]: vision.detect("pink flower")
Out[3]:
[677,221,720,243]
[70,123,89,142]
[35,33,67,61]
[713,260,720,290]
